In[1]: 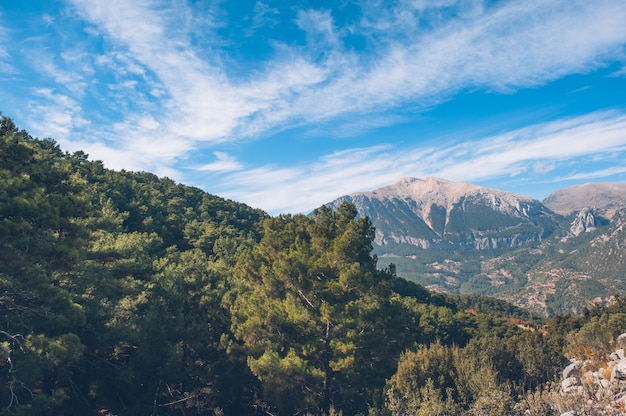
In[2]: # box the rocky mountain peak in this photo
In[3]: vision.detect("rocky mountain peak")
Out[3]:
[331,177,558,250]
[358,176,539,216]
[569,207,600,237]
[371,176,483,196]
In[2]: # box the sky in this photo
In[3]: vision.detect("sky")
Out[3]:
[1,0,626,215]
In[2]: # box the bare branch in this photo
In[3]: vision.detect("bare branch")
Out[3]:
[298,290,315,309]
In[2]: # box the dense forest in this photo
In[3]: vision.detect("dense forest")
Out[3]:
[2,114,626,415]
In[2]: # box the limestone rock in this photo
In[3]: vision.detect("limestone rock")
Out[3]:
[610,349,625,361]
[569,207,599,236]
[561,376,582,394]
[611,359,626,382]
[563,359,581,379]
[554,336,626,414]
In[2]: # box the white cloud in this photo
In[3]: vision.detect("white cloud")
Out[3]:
[26,88,89,139]
[430,112,626,181]
[68,0,249,141]
[243,0,626,137]
[296,9,341,48]
[251,2,280,32]
[533,162,556,175]
[64,0,626,148]
[557,166,626,182]
[0,18,15,74]
[36,52,87,94]
[197,152,243,172]
[212,111,626,214]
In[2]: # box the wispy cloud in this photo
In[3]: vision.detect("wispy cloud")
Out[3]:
[557,166,626,182]
[63,0,626,154]
[213,111,626,214]
[26,49,88,95]
[250,2,280,33]
[0,18,16,75]
[197,152,243,172]
[27,88,88,139]
[612,66,626,77]
[433,112,626,181]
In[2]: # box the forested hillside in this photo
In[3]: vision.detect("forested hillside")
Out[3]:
[2,115,626,415]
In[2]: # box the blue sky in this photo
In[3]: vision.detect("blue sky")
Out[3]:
[1,0,626,215]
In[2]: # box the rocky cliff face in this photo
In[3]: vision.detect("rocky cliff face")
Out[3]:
[330,177,559,251]
[568,207,601,237]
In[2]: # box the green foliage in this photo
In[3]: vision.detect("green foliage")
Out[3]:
[2,115,621,415]
[567,312,626,360]
[385,342,514,416]
[227,204,402,414]
[0,116,265,414]
[384,329,563,415]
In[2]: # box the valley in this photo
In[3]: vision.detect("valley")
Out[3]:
[330,177,626,316]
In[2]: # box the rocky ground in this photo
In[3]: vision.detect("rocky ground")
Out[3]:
[552,333,626,415]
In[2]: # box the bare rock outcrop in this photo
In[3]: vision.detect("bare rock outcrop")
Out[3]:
[569,207,600,236]
[331,177,558,250]
[555,333,626,415]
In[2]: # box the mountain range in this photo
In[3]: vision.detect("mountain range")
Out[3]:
[329,177,626,316]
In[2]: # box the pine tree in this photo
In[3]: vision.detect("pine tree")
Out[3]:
[226,203,400,414]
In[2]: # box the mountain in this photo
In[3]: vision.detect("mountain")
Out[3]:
[328,177,626,316]
[543,182,626,214]
[330,177,560,250]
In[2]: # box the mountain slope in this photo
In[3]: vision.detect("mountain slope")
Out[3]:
[543,182,626,214]
[331,177,560,250]
[328,177,626,316]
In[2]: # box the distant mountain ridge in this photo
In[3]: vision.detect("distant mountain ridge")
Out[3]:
[331,177,558,250]
[543,182,626,214]
[328,177,626,315]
